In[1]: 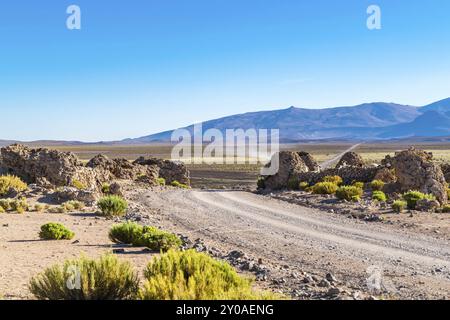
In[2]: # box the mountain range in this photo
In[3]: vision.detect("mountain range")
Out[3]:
[2,98,450,146]
[124,98,450,143]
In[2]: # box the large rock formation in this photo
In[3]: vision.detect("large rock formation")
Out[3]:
[382,148,448,204]
[335,152,365,169]
[0,145,191,195]
[298,152,320,172]
[0,144,108,190]
[87,155,158,181]
[261,151,310,190]
[133,157,190,185]
[441,163,450,183]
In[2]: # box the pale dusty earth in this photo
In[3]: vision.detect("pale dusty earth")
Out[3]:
[1,186,450,300]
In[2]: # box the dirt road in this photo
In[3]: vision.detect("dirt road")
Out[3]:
[320,143,363,169]
[139,189,450,299]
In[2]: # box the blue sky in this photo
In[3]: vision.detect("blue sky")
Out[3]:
[1,0,449,141]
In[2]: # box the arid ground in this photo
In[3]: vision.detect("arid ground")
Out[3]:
[1,142,450,300]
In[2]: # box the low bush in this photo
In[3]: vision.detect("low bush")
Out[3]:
[29,254,139,300]
[0,175,27,196]
[287,177,299,190]
[352,181,365,189]
[34,203,45,213]
[139,250,281,300]
[336,186,363,202]
[370,180,385,191]
[171,181,189,189]
[97,195,128,217]
[0,199,12,211]
[0,206,4,213]
[109,221,143,244]
[71,179,86,190]
[402,191,436,210]
[441,205,450,213]
[63,200,84,211]
[109,223,181,252]
[156,178,166,186]
[312,182,338,195]
[447,188,450,201]
[48,205,68,214]
[10,198,29,213]
[372,191,387,202]
[101,183,110,194]
[392,200,407,213]
[322,175,343,186]
[132,226,182,252]
[299,181,309,191]
[39,223,75,240]
[256,177,265,190]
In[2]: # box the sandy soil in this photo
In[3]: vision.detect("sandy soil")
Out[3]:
[0,212,155,300]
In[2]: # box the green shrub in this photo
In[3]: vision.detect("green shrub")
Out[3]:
[392,200,407,213]
[372,191,387,202]
[101,183,110,194]
[39,223,75,240]
[139,250,280,300]
[29,254,139,300]
[402,191,436,210]
[34,203,45,213]
[156,178,166,186]
[10,198,29,213]
[299,181,309,191]
[109,221,143,244]
[132,226,182,252]
[0,199,12,211]
[441,205,450,213]
[447,188,450,201]
[352,181,365,189]
[0,175,27,196]
[370,180,385,191]
[0,206,5,213]
[97,195,128,217]
[171,181,189,189]
[63,200,84,211]
[322,175,343,186]
[109,223,181,252]
[256,177,265,189]
[336,186,363,202]
[287,177,300,190]
[71,179,86,190]
[311,182,338,195]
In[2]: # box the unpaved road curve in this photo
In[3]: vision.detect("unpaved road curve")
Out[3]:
[320,143,363,169]
[139,189,450,299]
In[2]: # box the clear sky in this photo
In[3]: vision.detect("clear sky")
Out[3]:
[1,0,449,141]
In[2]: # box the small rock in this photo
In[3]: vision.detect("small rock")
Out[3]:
[327,287,341,296]
[325,272,337,283]
[318,279,331,288]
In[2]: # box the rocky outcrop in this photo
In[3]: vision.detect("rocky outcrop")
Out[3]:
[0,144,108,190]
[298,152,320,172]
[441,163,450,183]
[335,152,365,169]
[0,145,191,196]
[87,155,160,183]
[373,167,397,183]
[53,187,98,205]
[261,152,310,190]
[382,148,448,204]
[133,157,190,185]
[296,166,379,186]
